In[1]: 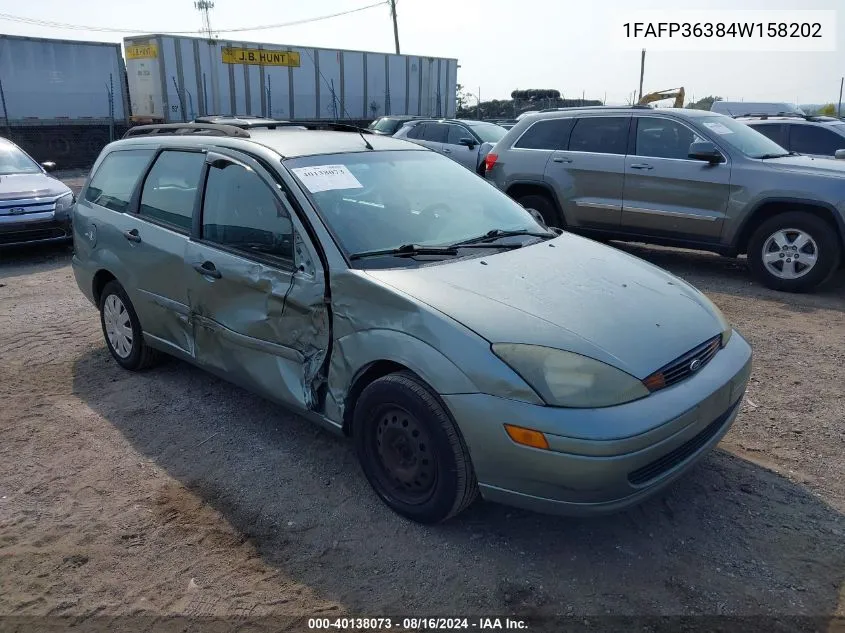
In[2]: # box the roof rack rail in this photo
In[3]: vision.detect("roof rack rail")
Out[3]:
[123,123,251,139]
[295,121,375,134]
[539,105,652,112]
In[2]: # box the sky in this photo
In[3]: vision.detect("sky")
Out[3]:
[1,0,844,105]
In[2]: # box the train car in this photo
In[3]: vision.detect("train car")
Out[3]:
[123,34,458,123]
[0,34,130,167]
[0,34,129,124]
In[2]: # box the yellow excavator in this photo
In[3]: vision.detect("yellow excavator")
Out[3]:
[638,87,685,108]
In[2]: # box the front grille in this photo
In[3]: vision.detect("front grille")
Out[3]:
[0,227,67,245]
[628,401,738,486]
[655,335,721,389]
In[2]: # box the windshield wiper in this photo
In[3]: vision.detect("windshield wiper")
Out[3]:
[349,244,459,260]
[757,152,791,159]
[449,228,555,247]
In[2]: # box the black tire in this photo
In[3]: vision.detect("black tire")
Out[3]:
[352,371,478,523]
[99,280,160,371]
[747,212,841,292]
[517,193,561,228]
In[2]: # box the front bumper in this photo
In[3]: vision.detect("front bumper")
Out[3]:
[443,331,752,516]
[0,211,72,247]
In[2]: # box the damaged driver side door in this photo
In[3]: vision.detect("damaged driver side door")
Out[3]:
[185,149,330,411]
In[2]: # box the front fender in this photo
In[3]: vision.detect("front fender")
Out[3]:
[325,328,481,424]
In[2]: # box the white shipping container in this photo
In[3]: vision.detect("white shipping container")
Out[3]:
[0,34,129,124]
[123,34,457,122]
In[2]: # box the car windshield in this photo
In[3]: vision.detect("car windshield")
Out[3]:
[698,116,789,158]
[370,118,403,134]
[467,122,507,143]
[0,142,42,175]
[286,150,545,264]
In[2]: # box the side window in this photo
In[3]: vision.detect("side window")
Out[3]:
[406,123,424,139]
[568,117,629,155]
[139,151,206,232]
[84,149,154,212]
[202,162,294,264]
[634,118,702,160]
[422,123,448,143]
[514,119,574,150]
[447,125,473,145]
[789,126,845,156]
[749,123,785,147]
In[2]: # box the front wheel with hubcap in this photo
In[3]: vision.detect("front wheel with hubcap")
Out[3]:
[353,371,478,523]
[99,280,160,370]
[747,212,840,292]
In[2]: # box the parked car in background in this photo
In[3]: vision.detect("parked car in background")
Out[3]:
[394,118,507,173]
[711,102,804,117]
[71,121,751,523]
[0,137,74,247]
[367,115,424,136]
[193,115,293,129]
[485,106,845,292]
[739,113,845,160]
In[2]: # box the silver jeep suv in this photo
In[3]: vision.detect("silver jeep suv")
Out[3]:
[485,106,845,292]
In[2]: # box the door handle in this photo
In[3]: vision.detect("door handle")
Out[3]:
[193,261,222,279]
[123,228,141,243]
[552,157,572,163]
[442,148,452,154]
[630,163,653,170]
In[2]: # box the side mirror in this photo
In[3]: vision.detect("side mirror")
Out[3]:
[688,141,724,164]
[459,137,476,149]
[41,161,57,172]
[835,149,845,160]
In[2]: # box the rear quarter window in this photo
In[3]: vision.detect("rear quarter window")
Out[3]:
[84,149,155,212]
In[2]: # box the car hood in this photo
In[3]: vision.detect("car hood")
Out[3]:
[364,234,728,379]
[0,173,71,201]
[763,154,845,177]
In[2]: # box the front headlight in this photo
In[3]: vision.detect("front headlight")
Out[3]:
[55,192,75,213]
[492,344,649,408]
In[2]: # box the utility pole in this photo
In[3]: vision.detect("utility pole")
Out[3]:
[194,1,215,39]
[637,48,646,103]
[838,77,843,118]
[477,86,481,120]
[389,0,400,54]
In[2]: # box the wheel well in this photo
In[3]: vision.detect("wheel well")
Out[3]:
[92,270,116,306]
[736,201,842,254]
[504,183,563,225]
[342,360,408,436]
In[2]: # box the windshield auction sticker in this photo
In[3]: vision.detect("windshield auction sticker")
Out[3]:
[702,122,735,135]
[291,165,364,193]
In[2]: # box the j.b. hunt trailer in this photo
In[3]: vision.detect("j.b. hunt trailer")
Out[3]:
[123,34,458,123]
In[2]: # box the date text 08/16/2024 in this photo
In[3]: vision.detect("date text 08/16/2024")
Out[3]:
[307,617,528,630]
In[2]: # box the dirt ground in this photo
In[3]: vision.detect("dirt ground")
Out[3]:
[1,177,844,631]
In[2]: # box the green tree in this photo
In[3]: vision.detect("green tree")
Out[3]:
[819,103,837,116]
[686,95,723,111]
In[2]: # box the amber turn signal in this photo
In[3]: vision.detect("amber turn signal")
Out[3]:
[643,372,666,391]
[504,424,550,450]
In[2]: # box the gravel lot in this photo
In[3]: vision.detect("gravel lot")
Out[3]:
[1,175,843,631]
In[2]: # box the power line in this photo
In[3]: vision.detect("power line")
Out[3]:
[0,2,387,35]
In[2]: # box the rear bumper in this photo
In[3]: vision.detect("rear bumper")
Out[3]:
[443,331,752,516]
[0,212,72,247]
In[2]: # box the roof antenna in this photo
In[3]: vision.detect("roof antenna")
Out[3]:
[359,129,373,150]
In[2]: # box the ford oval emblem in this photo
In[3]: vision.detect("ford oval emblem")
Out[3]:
[689,358,703,372]
[9,207,26,215]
